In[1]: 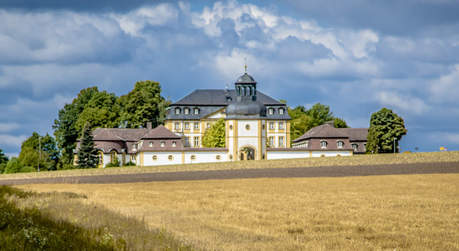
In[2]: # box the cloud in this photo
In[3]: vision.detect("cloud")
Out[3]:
[0,123,20,133]
[0,134,27,148]
[430,64,459,104]
[375,91,430,115]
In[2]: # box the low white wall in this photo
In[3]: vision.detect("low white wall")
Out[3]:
[267,150,353,160]
[143,152,183,166]
[266,151,310,160]
[311,151,352,157]
[183,151,228,164]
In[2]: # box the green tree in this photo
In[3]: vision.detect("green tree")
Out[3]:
[305,103,334,128]
[77,123,99,168]
[18,133,59,171]
[333,118,348,128]
[366,108,407,154]
[75,91,120,132]
[4,157,23,174]
[119,81,169,128]
[202,119,226,148]
[53,87,99,164]
[0,149,8,164]
[288,103,347,141]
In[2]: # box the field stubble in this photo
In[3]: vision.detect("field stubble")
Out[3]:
[18,174,459,250]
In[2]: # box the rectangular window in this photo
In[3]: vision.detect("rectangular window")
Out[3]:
[194,108,199,114]
[278,136,284,147]
[184,122,189,130]
[278,122,284,130]
[184,108,189,114]
[269,122,275,130]
[194,136,199,147]
[174,122,180,130]
[194,122,199,130]
[268,136,274,148]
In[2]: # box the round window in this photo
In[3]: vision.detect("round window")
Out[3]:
[245,124,250,130]
[152,155,157,160]
[216,155,221,160]
[191,155,196,160]
[168,155,173,161]
[229,125,233,130]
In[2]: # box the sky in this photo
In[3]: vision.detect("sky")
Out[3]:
[1,0,459,157]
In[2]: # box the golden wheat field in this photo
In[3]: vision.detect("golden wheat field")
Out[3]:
[18,174,459,250]
[3,151,459,180]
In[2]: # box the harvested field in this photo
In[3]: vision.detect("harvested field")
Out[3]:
[1,151,459,181]
[18,174,459,250]
[1,161,458,185]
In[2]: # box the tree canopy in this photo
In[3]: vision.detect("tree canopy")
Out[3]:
[18,132,59,171]
[366,108,407,153]
[53,82,168,164]
[0,149,8,164]
[202,119,226,148]
[288,103,348,141]
[119,80,169,128]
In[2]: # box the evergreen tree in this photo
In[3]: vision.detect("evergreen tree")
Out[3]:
[366,108,407,153]
[202,119,226,148]
[0,149,8,164]
[53,87,99,164]
[77,123,99,168]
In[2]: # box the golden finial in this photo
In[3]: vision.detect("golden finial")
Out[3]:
[244,57,247,73]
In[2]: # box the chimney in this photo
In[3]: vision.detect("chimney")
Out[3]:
[146,122,152,130]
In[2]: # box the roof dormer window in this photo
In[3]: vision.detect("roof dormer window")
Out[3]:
[279,108,284,115]
[194,108,199,115]
[149,142,153,147]
[320,140,328,149]
[268,108,274,115]
[175,108,181,115]
[184,108,190,114]
[160,141,165,147]
[337,141,344,149]
[172,141,177,147]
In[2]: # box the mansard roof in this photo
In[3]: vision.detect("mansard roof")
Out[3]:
[292,123,369,143]
[340,128,368,141]
[92,128,148,141]
[141,125,181,139]
[173,89,283,106]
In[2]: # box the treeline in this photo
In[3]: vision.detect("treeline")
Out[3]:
[0,81,169,173]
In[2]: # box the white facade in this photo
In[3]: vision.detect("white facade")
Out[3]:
[267,150,353,160]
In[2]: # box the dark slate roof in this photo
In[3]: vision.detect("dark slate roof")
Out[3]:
[340,128,368,141]
[141,125,181,139]
[173,89,282,106]
[166,106,224,120]
[236,73,256,83]
[293,124,349,142]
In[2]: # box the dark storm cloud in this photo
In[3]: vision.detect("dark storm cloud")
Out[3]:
[0,0,163,12]
[283,0,459,35]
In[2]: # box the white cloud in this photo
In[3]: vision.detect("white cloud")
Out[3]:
[376,91,430,115]
[0,134,27,148]
[430,64,459,103]
[114,4,179,36]
[0,123,20,133]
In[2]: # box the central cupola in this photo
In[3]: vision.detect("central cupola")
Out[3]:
[235,72,257,102]
[226,71,265,118]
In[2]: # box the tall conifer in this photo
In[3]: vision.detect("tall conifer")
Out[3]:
[77,123,99,168]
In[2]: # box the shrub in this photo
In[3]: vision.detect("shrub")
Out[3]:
[105,158,120,168]
[20,166,37,173]
[4,158,23,174]
[124,161,136,167]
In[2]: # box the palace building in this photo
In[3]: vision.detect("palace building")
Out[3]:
[76,71,367,168]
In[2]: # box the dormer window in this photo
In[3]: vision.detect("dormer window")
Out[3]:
[172,141,177,147]
[268,108,274,115]
[279,108,284,115]
[320,140,328,149]
[160,141,165,147]
[175,108,181,115]
[352,143,358,151]
[149,142,153,147]
[337,141,344,149]
[184,108,190,114]
[194,108,199,115]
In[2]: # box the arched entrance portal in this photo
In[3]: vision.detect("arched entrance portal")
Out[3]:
[240,146,256,160]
